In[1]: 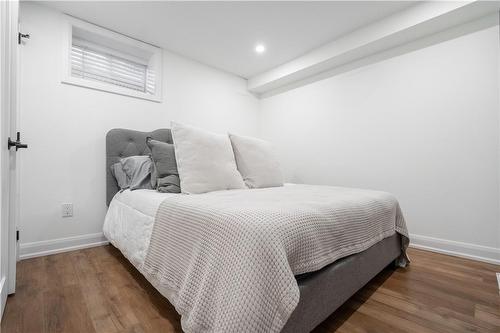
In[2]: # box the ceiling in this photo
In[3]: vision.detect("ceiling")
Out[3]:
[40,1,417,78]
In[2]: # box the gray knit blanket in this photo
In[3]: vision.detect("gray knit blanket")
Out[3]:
[141,184,409,333]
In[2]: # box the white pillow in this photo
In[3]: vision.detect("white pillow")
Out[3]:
[171,122,246,194]
[229,133,283,188]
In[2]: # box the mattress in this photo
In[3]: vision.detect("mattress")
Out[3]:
[103,189,177,267]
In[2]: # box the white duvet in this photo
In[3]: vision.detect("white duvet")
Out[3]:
[103,189,177,267]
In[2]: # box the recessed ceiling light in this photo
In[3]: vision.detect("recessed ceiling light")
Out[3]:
[255,44,266,54]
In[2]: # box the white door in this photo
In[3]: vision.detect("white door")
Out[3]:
[0,0,21,317]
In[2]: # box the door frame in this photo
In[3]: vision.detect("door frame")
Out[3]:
[7,0,20,296]
[0,0,19,317]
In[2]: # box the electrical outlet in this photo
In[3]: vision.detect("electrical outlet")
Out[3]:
[62,203,73,217]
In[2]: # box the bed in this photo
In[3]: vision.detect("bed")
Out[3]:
[104,128,408,333]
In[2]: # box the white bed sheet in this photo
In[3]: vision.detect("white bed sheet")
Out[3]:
[103,189,176,267]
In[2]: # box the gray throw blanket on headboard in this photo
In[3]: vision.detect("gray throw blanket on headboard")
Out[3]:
[141,184,409,333]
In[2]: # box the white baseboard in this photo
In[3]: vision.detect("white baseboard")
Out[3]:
[19,232,109,260]
[496,273,500,294]
[410,233,500,266]
[0,276,6,319]
[17,231,500,266]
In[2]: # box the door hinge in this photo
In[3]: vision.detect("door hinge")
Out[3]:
[16,230,19,241]
[18,32,30,45]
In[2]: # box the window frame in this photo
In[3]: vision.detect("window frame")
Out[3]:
[61,15,162,102]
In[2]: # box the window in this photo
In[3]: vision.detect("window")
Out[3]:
[71,42,156,95]
[62,16,162,102]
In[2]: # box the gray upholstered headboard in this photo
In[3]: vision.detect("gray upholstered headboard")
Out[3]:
[106,128,172,206]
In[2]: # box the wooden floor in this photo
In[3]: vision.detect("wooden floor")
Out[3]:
[1,246,499,333]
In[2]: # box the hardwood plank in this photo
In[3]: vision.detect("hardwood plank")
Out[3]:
[474,304,500,327]
[2,257,48,333]
[1,245,499,333]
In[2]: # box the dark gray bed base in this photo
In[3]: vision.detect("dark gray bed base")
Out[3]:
[106,128,403,333]
[283,234,400,332]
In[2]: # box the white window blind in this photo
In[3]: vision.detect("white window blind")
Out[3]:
[71,43,156,95]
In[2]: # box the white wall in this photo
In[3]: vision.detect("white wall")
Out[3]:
[260,25,500,260]
[18,3,260,252]
[18,2,500,264]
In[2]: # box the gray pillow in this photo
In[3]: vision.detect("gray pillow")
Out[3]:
[146,138,181,193]
[120,155,154,191]
[110,162,129,190]
[157,175,181,193]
